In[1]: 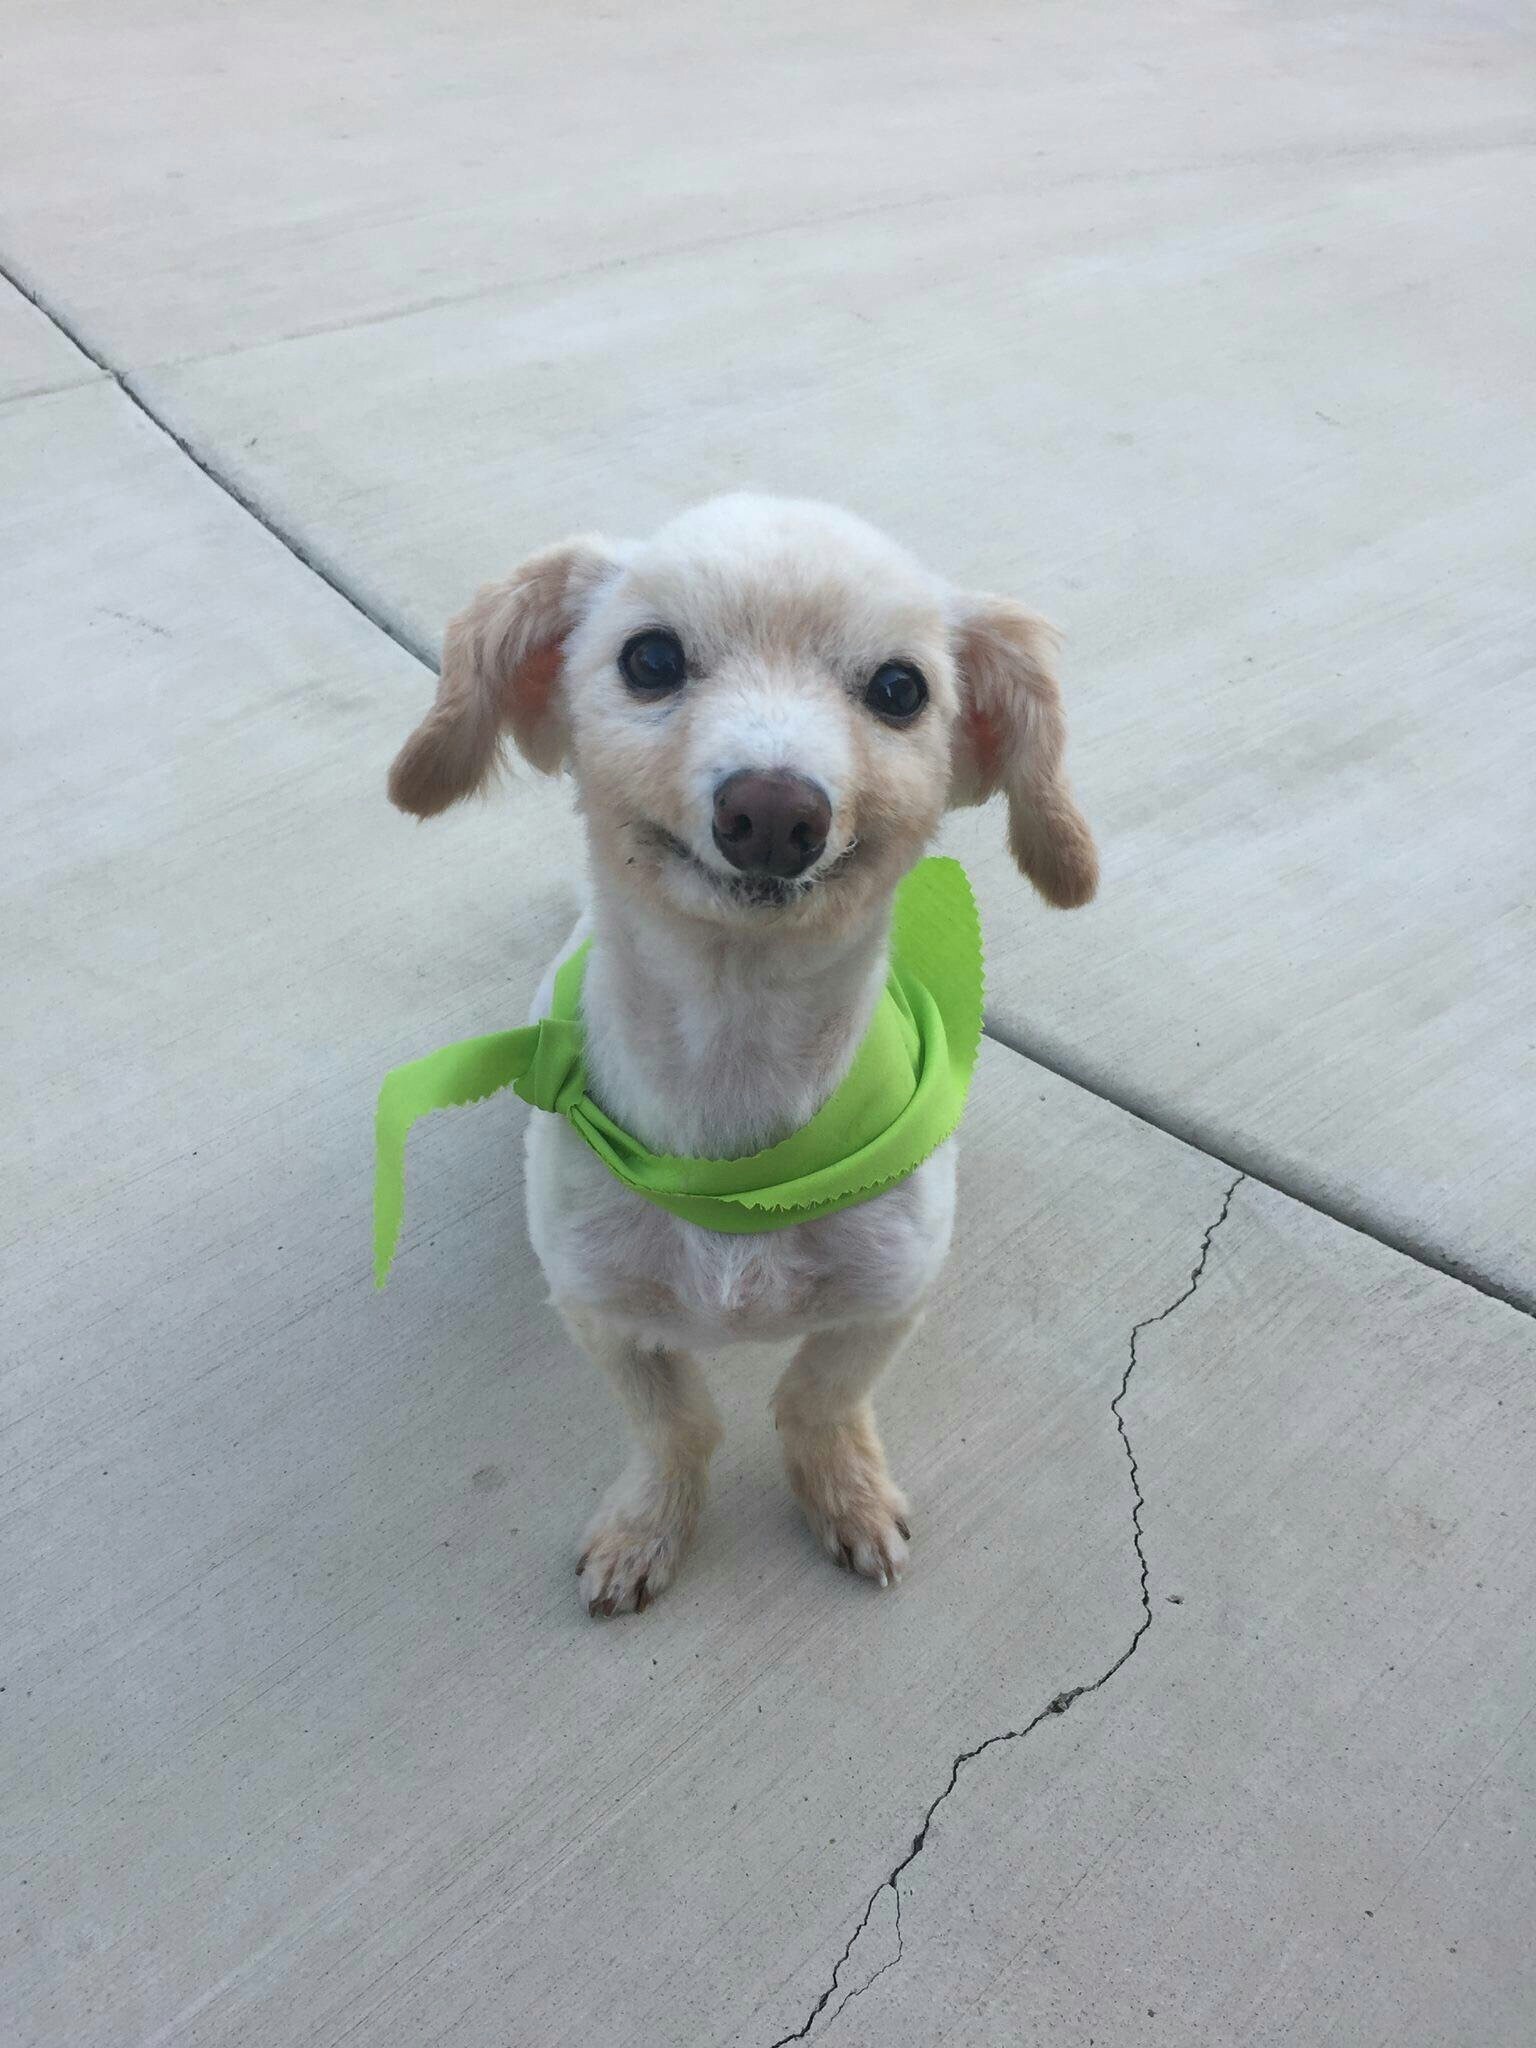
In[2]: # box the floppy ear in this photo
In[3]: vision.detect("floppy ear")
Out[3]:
[388,537,616,817]
[948,596,1099,908]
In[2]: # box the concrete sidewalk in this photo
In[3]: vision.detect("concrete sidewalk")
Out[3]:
[4,7,1533,2045]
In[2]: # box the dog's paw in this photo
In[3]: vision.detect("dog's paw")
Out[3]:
[577,1517,688,1618]
[782,1424,911,1588]
[806,1497,911,1587]
[576,1478,702,1619]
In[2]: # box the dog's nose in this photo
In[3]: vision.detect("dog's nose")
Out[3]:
[711,770,832,879]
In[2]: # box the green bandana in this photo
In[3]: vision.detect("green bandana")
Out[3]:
[374,855,982,1286]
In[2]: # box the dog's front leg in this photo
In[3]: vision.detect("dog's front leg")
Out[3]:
[772,1313,919,1587]
[562,1306,723,1619]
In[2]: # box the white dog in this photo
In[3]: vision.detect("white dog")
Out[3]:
[389,496,1096,1616]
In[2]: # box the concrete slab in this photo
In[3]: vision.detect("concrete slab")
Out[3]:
[3,2,1530,367]
[0,374,582,1378]
[0,278,98,403]
[5,380,1533,2047]
[11,3,1516,1295]
[953,466,1536,1309]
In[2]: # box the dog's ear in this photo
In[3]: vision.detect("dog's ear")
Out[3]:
[388,538,617,816]
[947,596,1098,908]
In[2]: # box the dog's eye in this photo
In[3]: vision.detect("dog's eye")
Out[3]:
[864,661,928,724]
[619,629,687,696]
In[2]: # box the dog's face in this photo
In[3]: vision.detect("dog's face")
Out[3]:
[390,495,1097,930]
[556,499,961,932]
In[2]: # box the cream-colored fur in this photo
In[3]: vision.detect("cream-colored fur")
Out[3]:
[390,495,1096,1616]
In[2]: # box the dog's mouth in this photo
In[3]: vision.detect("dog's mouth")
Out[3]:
[633,821,858,911]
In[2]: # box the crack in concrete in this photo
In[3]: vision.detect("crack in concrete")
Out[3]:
[821,1886,902,2031]
[767,1171,1245,2045]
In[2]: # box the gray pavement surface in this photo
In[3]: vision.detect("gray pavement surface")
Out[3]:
[4,5,1534,2044]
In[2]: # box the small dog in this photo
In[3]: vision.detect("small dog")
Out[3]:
[389,496,1096,1615]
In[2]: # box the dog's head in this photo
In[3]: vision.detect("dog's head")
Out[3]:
[389,495,1097,930]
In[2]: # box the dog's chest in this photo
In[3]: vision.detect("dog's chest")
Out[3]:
[524,1114,956,1344]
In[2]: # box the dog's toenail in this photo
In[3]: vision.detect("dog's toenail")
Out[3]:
[635,1575,650,1612]
[895,1519,911,1541]
[577,1552,589,1575]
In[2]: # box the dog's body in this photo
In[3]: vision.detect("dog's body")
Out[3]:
[525,914,957,1348]
[390,496,1095,1615]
